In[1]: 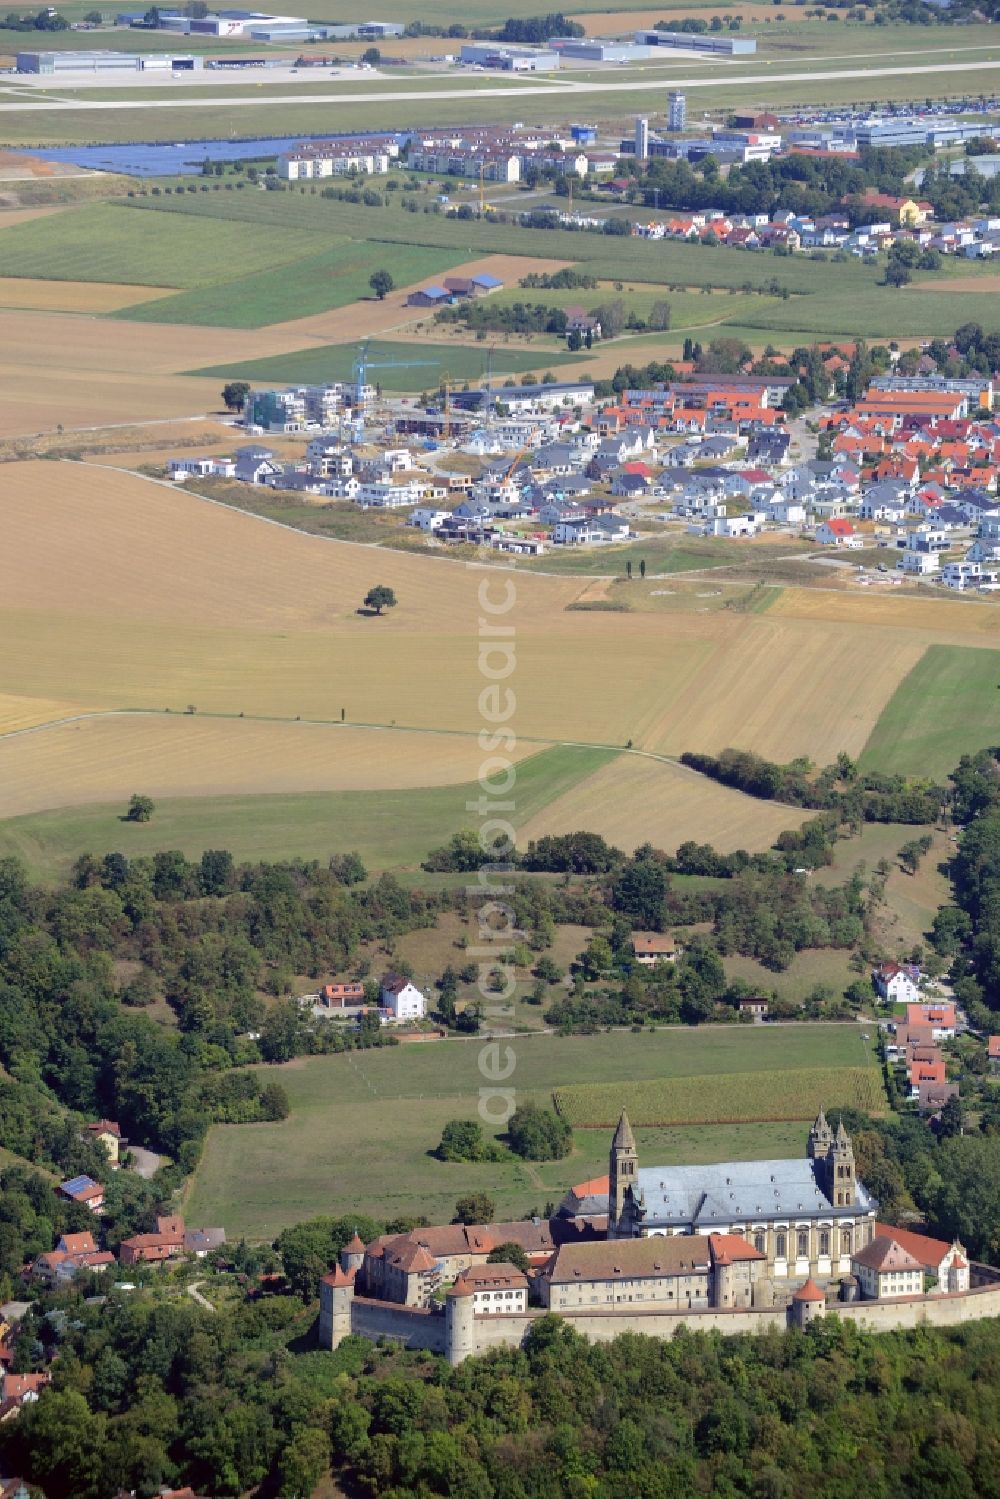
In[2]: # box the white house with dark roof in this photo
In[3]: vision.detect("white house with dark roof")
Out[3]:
[380,975,426,1020]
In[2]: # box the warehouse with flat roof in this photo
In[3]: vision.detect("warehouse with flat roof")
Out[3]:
[17,48,199,71]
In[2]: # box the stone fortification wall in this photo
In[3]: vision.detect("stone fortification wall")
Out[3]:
[351,1295,447,1353]
[345,1267,1000,1365]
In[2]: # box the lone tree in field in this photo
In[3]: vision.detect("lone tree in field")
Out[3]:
[363,585,397,615]
[221,380,251,412]
[126,793,155,823]
[369,269,394,301]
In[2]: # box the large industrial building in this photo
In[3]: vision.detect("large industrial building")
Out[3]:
[458,42,559,71]
[17,48,199,71]
[550,37,659,62]
[635,28,757,54]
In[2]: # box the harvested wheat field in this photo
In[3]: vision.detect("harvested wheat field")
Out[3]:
[0,367,224,438]
[0,307,325,378]
[0,692,82,736]
[0,278,177,313]
[0,715,547,818]
[769,585,1000,639]
[0,461,983,813]
[569,6,804,31]
[521,752,806,854]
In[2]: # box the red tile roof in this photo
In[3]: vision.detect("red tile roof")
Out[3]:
[792,1278,825,1302]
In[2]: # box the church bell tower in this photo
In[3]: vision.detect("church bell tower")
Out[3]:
[609,1108,638,1239]
[828,1119,856,1207]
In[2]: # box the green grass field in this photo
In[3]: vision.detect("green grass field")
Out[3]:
[860,644,1000,780]
[0,743,619,883]
[117,240,472,327]
[445,284,788,332]
[182,1023,875,1237]
[0,200,327,285]
[554,1061,884,1126]
[121,193,1000,344]
[189,338,577,388]
[722,948,860,1005]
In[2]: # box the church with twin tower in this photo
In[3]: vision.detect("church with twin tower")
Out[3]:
[607,1108,878,1285]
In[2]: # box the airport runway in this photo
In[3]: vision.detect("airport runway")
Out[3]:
[0,54,998,111]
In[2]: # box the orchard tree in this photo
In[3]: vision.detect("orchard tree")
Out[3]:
[221,380,251,411]
[368,269,394,300]
[363,584,397,615]
[125,793,155,823]
[454,1192,495,1224]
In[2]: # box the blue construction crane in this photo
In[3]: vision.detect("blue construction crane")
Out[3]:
[352,339,438,410]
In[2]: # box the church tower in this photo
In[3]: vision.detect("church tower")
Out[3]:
[809,1109,833,1163]
[609,1108,638,1239]
[827,1119,856,1207]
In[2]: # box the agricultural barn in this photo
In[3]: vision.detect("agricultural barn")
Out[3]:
[407,285,452,308]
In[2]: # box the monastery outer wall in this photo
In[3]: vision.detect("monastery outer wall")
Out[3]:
[346,1267,1000,1365]
[351,1295,447,1353]
[836,1279,1000,1333]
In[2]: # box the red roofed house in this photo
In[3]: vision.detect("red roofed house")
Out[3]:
[851,1235,925,1299]
[2,1372,50,1408]
[32,1230,116,1285]
[120,1214,187,1266]
[988,1036,1000,1072]
[905,1001,956,1038]
[57,1175,104,1214]
[908,1059,947,1097]
[633,934,677,966]
[873,1222,969,1292]
[815,517,859,546]
[316,981,365,1009]
[450,1262,528,1314]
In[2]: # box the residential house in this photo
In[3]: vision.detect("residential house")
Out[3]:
[2,1373,50,1409]
[873,1222,969,1292]
[815,518,858,546]
[58,1175,104,1213]
[120,1214,187,1266]
[450,1262,529,1314]
[989,1036,1000,1072]
[32,1232,115,1285]
[84,1119,126,1166]
[552,515,631,545]
[380,975,426,1021]
[873,962,921,1003]
[905,1002,956,1038]
[611,471,651,500]
[316,981,365,1009]
[633,934,677,966]
[851,1236,925,1299]
[738,998,769,1021]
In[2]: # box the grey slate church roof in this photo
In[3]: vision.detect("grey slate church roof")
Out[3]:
[633,1158,874,1227]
